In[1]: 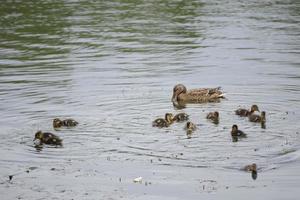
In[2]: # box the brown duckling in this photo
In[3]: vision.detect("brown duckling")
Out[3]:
[33,131,62,146]
[249,111,266,123]
[172,84,224,105]
[231,124,247,137]
[244,163,257,172]
[152,113,174,128]
[173,113,189,122]
[235,105,259,117]
[53,118,78,128]
[185,121,197,138]
[244,163,258,180]
[206,111,219,124]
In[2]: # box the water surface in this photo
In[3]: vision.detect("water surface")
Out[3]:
[0,0,300,199]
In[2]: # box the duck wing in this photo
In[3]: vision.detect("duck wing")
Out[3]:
[188,87,223,97]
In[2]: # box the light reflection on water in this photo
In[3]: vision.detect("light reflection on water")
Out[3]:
[0,0,300,198]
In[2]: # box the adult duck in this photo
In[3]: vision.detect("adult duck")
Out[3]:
[171,84,224,105]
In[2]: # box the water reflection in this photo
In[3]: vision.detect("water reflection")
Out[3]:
[0,1,72,66]
[0,0,205,69]
[251,171,258,180]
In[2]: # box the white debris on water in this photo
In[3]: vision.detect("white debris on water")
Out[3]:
[133,177,142,183]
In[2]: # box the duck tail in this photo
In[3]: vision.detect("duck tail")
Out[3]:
[208,87,222,95]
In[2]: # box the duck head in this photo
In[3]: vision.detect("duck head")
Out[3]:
[250,105,259,112]
[231,124,238,135]
[34,131,43,141]
[186,121,196,131]
[172,84,187,103]
[53,118,62,128]
[165,113,174,123]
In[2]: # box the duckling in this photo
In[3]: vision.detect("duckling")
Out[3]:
[33,131,62,146]
[249,111,266,123]
[206,111,219,124]
[244,163,258,180]
[152,113,174,128]
[185,121,196,138]
[53,118,78,128]
[173,113,189,122]
[235,105,259,117]
[244,163,257,172]
[231,124,247,137]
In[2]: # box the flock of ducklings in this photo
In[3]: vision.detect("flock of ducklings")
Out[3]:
[152,104,266,177]
[33,84,266,179]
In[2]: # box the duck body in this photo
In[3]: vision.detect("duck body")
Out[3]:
[206,111,219,124]
[152,113,173,128]
[249,111,266,123]
[173,113,189,122]
[152,118,169,128]
[172,84,224,105]
[53,118,78,128]
[34,131,62,146]
[231,125,247,137]
[235,105,259,117]
[235,109,250,116]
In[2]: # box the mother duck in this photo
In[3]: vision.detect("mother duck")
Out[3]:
[171,84,224,105]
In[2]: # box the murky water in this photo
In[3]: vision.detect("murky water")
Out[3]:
[1,0,300,199]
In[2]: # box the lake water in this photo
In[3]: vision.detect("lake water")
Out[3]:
[0,0,300,199]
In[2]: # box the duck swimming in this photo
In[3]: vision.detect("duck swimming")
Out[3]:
[173,113,189,122]
[244,163,257,172]
[235,105,259,117]
[185,121,197,138]
[244,163,258,180]
[53,118,78,128]
[33,131,62,146]
[171,84,224,105]
[231,124,247,137]
[206,111,219,124]
[152,113,174,128]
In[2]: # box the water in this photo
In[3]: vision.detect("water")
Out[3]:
[0,0,300,199]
